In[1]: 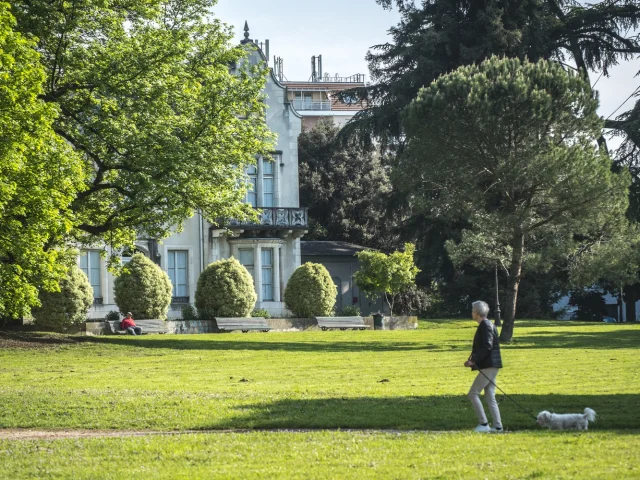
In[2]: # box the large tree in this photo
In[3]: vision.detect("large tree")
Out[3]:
[401,57,633,341]
[10,0,273,251]
[349,0,640,148]
[0,3,85,319]
[299,119,396,249]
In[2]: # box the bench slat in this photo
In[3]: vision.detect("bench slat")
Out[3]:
[315,316,370,330]
[215,317,271,332]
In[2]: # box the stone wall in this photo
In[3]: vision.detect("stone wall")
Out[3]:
[83,316,418,335]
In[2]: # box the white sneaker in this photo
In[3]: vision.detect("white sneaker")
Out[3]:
[490,427,504,433]
[474,424,491,433]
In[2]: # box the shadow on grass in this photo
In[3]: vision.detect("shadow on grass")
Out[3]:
[204,394,640,432]
[76,335,460,353]
[511,328,640,350]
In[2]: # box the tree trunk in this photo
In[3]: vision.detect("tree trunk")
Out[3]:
[623,285,638,323]
[500,232,525,343]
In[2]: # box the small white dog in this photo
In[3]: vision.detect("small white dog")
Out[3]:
[536,408,596,431]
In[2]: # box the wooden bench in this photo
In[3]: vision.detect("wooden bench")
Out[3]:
[107,319,167,335]
[215,317,271,333]
[315,316,370,331]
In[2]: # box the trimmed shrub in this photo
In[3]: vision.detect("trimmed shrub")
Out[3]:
[195,258,256,319]
[181,304,198,320]
[113,253,172,319]
[393,287,432,316]
[32,265,93,330]
[251,308,271,319]
[284,262,336,318]
[105,310,120,321]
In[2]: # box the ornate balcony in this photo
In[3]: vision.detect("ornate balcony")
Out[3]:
[226,207,308,230]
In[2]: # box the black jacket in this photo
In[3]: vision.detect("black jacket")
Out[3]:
[470,319,502,370]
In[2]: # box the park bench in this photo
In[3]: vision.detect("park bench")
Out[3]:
[315,316,370,331]
[215,317,271,333]
[107,319,167,335]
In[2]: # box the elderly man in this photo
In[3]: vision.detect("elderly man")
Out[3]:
[464,300,503,433]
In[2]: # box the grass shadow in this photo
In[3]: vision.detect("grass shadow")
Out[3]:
[77,336,463,353]
[510,328,640,350]
[205,394,640,432]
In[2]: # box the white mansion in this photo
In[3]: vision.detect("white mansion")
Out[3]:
[80,26,306,319]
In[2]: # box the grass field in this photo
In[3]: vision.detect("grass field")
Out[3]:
[0,319,639,478]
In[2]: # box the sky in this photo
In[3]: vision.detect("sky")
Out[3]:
[213,0,638,143]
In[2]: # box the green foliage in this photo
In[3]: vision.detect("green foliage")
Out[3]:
[569,289,607,322]
[401,57,632,340]
[284,263,337,318]
[0,3,85,318]
[195,258,256,319]
[105,310,120,321]
[392,286,431,316]
[113,254,172,320]
[32,265,93,330]
[10,0,274,254]
[337,305,361,317]
[299,119,395,249]
[251,309,271,319]
[354,243,419,315]
[349,0,640,149]
[180,305,198,321]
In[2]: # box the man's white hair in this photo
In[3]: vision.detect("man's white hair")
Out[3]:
[472,300,490,318]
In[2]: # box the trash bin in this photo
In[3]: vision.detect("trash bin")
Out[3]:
[373,312,385,330]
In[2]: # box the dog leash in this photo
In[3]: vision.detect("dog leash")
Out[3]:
[475,368,539,421]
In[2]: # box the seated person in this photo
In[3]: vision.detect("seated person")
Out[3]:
[121,312,142,335]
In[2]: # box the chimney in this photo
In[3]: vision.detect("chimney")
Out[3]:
[311,55,317,82]
[265,39,270,61]
[318,55,323,82]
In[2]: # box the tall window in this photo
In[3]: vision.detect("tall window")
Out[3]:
[167,250,188,298]
[246,165,257,207]
[262,158,274,207]
[261,248,274,301]
[238,249,255,279]
[79,251,101,298]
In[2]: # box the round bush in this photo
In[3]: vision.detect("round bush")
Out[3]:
[113,253,172,319]
[284,262,336,318]
[32,264,94,330]
[195,258,256,319]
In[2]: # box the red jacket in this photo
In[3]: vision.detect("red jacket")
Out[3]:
[121,318,136,329]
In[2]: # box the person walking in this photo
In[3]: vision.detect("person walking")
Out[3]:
[121,312,142,335]
[464,300,503,433]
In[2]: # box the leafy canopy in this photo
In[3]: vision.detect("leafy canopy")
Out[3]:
[0,3,85,318]
[299,119,394,249]
[354,243,419,315]
[10,0,274,252]
[401,56,632,339]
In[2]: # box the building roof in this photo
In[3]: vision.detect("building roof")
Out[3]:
[282,82,365,90]
[301,241,370,257]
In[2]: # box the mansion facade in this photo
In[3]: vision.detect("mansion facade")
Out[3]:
[80,31,306,319]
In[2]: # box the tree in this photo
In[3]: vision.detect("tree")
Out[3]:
[32,264,93,330]
[113,254,173,319]
[0,3,85,319]
[347,0,640,149]
[354,243,419,316]
[299,119,395,249]
[10,0,273,252]
[401,57,632,341]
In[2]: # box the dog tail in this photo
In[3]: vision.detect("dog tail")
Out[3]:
[584,408,596,422]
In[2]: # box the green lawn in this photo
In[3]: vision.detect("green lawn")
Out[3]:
[0,319,639,478]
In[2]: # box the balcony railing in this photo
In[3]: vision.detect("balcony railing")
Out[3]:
[226,207,308,229]
[292,100,332,111]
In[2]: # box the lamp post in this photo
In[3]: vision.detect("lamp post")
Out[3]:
[494,264,502,327]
